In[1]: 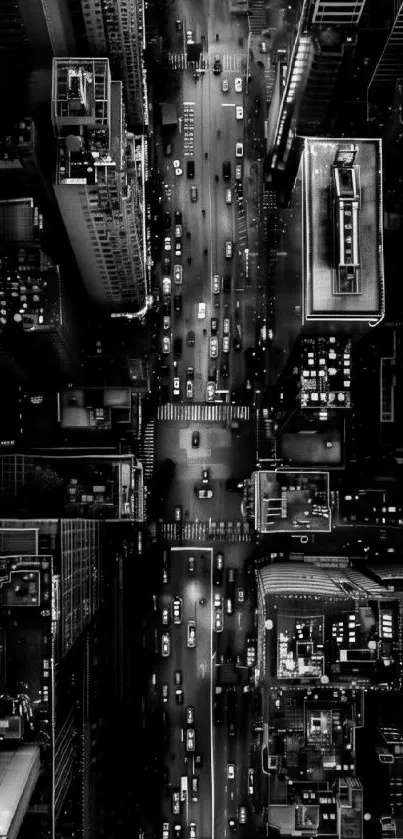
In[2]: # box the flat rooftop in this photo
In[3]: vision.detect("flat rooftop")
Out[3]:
[253,470,331,533]
[302,137,384,322]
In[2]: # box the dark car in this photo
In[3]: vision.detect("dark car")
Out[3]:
[187,160,195,179]
[214,697,224,726]
[174,210,182,224]
[233,336,241,351]
[191,775,199,802]
[187,366,194,380]
[164,212,171,229]
[223,161,231,180]
[173,337,182,357]
[254,97,260,116]
[164,142,172,157]
[226,478,244,492]
[213,54,222,75]
[228,720,236,737]
[174,294,182,313]
[163,255,171,273]
[211,318,218,335]
[223,275,231,293]
[195,752,203,768]
[163,301,171,316]
[192,430,200,448]
[187,331,195,346]
[221,362,229,378]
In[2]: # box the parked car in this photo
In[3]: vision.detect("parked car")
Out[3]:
[235,77,242,92]
[214,593,224,633]
[186,727,195,751]
[163,315,171,331]
[161,632,171,657]
[223,161,231,180]
[186,380,194,399]
[222,78,229,92]
[162,276,171,295]
[187,330,195,345]
[254,97,260,115]
[206,381,215,402]
[174,337,182,357]
[187,160,195,178]
[197,488,213,499]
[187,366,194,380]
[162,335,171,355]
[235,164,242,180]
[238,807,247,824]
[223,336,230,353]
[248,769,254,795]
[176,688,184,704]
[190,185,198,202]
[210,336,218,358]
[186,706,195,725]
[174,505,182,521]
[192,430,200,448]
[236,106,243,120]
[174,294,182,313]
[162,684,169,703]
[236,142,244,157]
[162,607,170,626]
[225,241,233,258]
[211,317,218,334]
[191,776,199,802]
[225,189,232,204]
[172,790,180,815]
[174,669,182,685]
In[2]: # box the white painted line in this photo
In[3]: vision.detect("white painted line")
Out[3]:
[210,545,215,839]
[221,103,236,107]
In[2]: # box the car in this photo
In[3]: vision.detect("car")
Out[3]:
[172,790,180,815]
[174,505,182,521]
[162,607,170,626]
[259,40,267,53]
[202,469,209,484]
[220,362,229,378]
[187,330,195,346]
[237,587,245,604]
[175,167,183,176]
[163,255,171,273]
[174,210,182,224]
[173,827,182,839]
[161,633,171,657]
[222,78,229,92]
[246,638,256,667]
[162,335,171,355]
[233,335,241,351]
[223,317,230,334]
[162,276,171,296]
[223,275,231,294]
[228,818,237,832]
[162,551,170,584]
[174,669,182,685]
[236,142,244,157]
[187,366,194,379]
[175,241,182,257]
[187,620,196,648]
[214,553,224,586]
[206,381,215,402]
[214,593,223,633]
[227,764,235,779]
[225,241,233,258]
[210,317,218,335]
[186,380,194,399]
[173,336,182,357]
[163,822,170,839]
[174,294,182,312]
[225,189,232,204]
[190,185,198,202]
[210,337,218,358]
[197,302,206,319]
[186,706,194,725]
[189,823,196,839]
[191,776,199,802]
[223,336,230,353]
[186,728,195,751]
[172,596,182,625]
[212,274,221,294]
[173,377,180,396]
[186,29,194,42]
[175,688,184,704]
[164,143,172,157]
[174,265,182,285]
[254,97,260,115]
[192,430,200,448]
[164,212,171,229]
[195,753,203,768]
[175,224,182,238]
[213,54,222,74]
[238,807,247,824]
[235,77,242,93]
[228,719,236,737]
[197,488,213,499]
[248,769,254,795]
[163,300,171,315]
[223,161,231,180]
[187,160,195,178]
[188,555,195,574]
[176,18,183,30]
[162,683,169,703]
[236,106,243,120]
[163,315,171,330]
[235,164,242,180]
[164,237,172,251]
[226,597,233,615]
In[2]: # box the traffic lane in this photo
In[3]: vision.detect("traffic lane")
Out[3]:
[214,711,232,837]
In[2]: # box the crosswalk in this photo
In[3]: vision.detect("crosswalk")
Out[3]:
[139,420,155,480]
[248,0,268,34]
[161,520,252,543]
[157,403,250,422]
[183,103,195,157]
[167,53,246,73]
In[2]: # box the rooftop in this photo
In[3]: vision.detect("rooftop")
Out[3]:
[253,470,331,533]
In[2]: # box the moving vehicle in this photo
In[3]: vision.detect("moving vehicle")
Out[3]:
[223,317,230,334]
[214,593,224,633]
[212,274,221,294]
[189,823,196,839]
[174,265,183,284]
[202,469,209,483]
[172,596,182,625]
[223,336,230,353]
[223,275,231,293]
[186,727,195,751]
[210,336,218,358]
[225,241,233,258]
[191,776,199,802]
[211,317,218,334]
[190,185,198,202]
[187,160,195,178]
[236,142,244,158]
[187,330,195,345]
[238,807,247,824]
[175,240,182,257]
[180,775,188,802]
[175,223,182,238]
[237,587,245,603]
[164,143,172,157]
[174,210,182,224]
[192,430,200,448]
[162,336,171,355]
[222,78,229,92]
[186,29,194,42]
[227,764,235,779]
[214,552,224,586]
[162,276,171,296]
[248,769,254,795]
[174,669,182,685]
[228,818,237,832]
[174,294,182,313]
[246,637,256,667]
[164,236,172,251]
[226,597,233,615]
[186,380,193,399]
[213,54,222,74]
[187,366,194,379]
[235,77,242,92]
[187,620,196,648]
[198,301,206,319]
[172,790,180,815]
[163,822,170,839]
[221,362,229,378]
[223,161,231,180]
[195,753,203,768]
[163,255,171,273]
[173,378,180,397]
[186,706,195,725]
[163,315,171,331]
[174,505,182,521]
[173,337,182,357]
[162,607,170,626]
[254,97,260,115]
[206,381,215,402]
[161,632,171,657]
[188,556,195,573]
[235,164,242,180]
[162,684,169,703]
[176,689,183,704]
[197,488,213,499]
[225,189,232,204]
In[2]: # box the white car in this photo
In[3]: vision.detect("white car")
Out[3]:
[223,318,230,334]
[236,142,243,158]
[173,159,180,168]
[210,337,218,358]
[186,706,195,725]
[162,684,169,703]
[186,727,195,751]
[235,164,242,180]
[163,315,171,330]
[164,237,172,251]
[206,381,215,402]
[186,380,194,399]
[248,769,254,795]
[222,78,229,93]
[172,596,182,625]
[198,302,206,319]
[163,823,170,839]
[162,606,170,625]
[161,632,171,657]
[227,764,235,779]
[236,106,244,120]
[212,274,221,294]
[162,276,171,295]
[186,29,194,43]
[235,77,242,93]
[162,335,171,355]
[175,168,183,176]
[189,823,196,839]
[173,377,180,396]
[175,241,182,257]
[175,224,182,238]
[187,620,196,648]
[174,265,183,284]
[223,336,230,353]
[225,241,233,258]
[225,189,232,204]
[214,593,223,633]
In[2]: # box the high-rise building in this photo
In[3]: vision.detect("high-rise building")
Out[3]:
[367,1,403,122]
[78,0,148,130]
[51,58,148,315]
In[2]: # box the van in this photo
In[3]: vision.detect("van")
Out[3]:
[223,161,231,180]
[180,776,188,802]
[187,160,195,178]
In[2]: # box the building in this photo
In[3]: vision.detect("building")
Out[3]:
[252,469,331,533]
[367,1,403,123]
[78,0,148,130]
[270,138,385,381]
[266,0,367,180]
[0,517,103,837]
[51,58,148,315]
